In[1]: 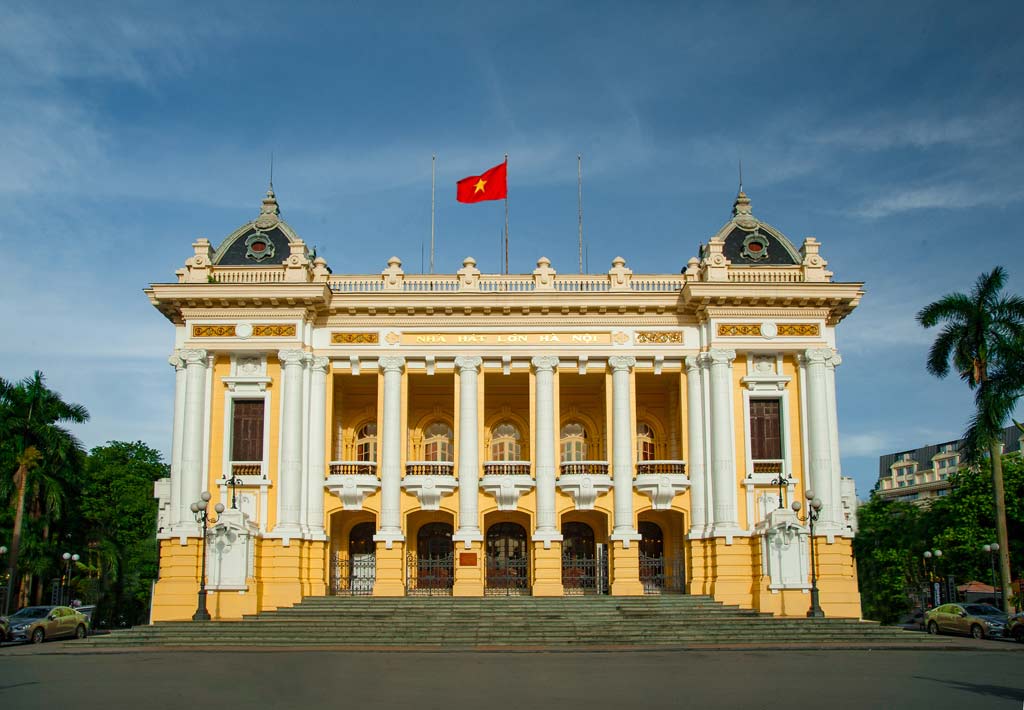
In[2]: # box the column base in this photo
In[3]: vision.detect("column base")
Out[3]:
[610,540,643,596]
[373,540,406,596]
[532,540,564,596]
[453,541,484,596]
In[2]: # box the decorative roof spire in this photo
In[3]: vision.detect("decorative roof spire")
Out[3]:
[255,183,281,229]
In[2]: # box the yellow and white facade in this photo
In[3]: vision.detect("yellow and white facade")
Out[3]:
[148,187,864,620]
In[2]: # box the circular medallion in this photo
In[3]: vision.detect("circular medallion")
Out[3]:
[761,321,778,339]
[236,322,254,340]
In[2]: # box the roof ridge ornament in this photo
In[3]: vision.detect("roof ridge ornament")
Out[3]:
[255,183,281,230]
[732,189,757,229]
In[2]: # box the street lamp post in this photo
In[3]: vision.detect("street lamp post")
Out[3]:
[60,552,80,605]
[791,489,824,618]
[190,491,225,622]
[923,549,942,606]
[983,543,1000,604]
[770,471,792,510]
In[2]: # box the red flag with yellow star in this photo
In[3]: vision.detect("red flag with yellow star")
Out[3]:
[456,161,507,203]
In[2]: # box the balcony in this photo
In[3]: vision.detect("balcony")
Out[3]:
[481,461,534,511]
[401,461,457,510]
[229,461,264,478]
[324,461,380,511]
[634,459,689,510]
[557,461,611,511]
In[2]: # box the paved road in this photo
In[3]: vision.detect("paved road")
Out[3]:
[1,647,1022,709]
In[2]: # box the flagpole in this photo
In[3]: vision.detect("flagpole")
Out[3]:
[578,153,584,274]
[430,154,436,274]
[504,153,509,275]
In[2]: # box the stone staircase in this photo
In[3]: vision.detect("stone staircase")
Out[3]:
[78,595,935,648]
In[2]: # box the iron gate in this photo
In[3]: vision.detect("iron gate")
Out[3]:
[639,554,686,594]
[561,550,609,595]
[485,557,530,595]
[406,553,454,596]
[330,553,376,596]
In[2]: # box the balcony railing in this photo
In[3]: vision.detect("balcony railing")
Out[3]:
[229,461,263,477]
[752,459,785,475]
[405,461,456,476]
[560,461,609,476]
[483,461,532,476]
[636,460,687,475]
[329,461,378,476]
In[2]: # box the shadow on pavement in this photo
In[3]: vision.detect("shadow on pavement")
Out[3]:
[916,676,1024,702]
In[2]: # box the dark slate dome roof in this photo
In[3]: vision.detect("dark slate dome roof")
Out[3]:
[211,186,301,267]
[702,190,802,266]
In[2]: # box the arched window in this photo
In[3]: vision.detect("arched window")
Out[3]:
[423,422,454,462]
[636,422,656,461]
[490,422,522,461]
[560,422,589,462]
[356,422,377,462]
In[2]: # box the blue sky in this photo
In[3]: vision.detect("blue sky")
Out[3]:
[1,1,1021,498]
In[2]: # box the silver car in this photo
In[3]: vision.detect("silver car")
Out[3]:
[924,602,1007,639]
[8,605,89,644]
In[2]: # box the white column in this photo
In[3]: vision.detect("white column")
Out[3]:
[178,348,208,534]
[276,349,306,535]
[168,352,187,531]
[708,348,739,535]
[805,348,838,531]
[531,356,562,547]
[826,351,844,532]
[374,356,406,547]
[452,356,483,547]
[685,355,709,535]
[609,356,640,545]
[305,356,329,538]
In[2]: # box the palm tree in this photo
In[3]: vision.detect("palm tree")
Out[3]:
[0,372,88,614]
[917,267,1024,613]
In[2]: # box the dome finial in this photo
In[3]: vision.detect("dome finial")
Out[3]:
[255,154,281,229]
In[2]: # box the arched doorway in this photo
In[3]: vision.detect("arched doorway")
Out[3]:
[329,514,376,596]
[409,522,454,595]
[639,521,664,593]
[637,510,686,594]
[486,522,529,595]
[562,522,607,594]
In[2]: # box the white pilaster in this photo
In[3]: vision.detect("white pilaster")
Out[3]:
[306,356,329,539]
[685,355,709,536]
[452,356,483,547]
[804,348,838,533]
[374,356,406,548]
[275,349,306,536]
[168,353,187,532]
[178,348,208,536]
[531,356,562,547]
[708,348,740,538]
[609,355,640,546]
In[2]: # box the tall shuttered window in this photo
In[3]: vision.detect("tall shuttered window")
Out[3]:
[749,399,782,460]
[231,400,265,461]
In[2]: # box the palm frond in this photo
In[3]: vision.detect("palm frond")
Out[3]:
[916,293,974,328]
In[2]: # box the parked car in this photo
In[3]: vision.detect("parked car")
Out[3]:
[1007,612,1024,643]
[924,602,1007,639]
[7,606,89,644]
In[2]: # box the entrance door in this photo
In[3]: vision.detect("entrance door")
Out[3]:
[639,521,664,593]
[486,522,529,595]
[409,523,454,594]
[349,522,376,594]
[562,522,607,594]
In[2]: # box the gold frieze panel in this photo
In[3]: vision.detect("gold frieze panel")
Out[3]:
[717,323,820,337]
[776,323,820,337]
[192,324,236,338]
[717,324,762,337]
[635,331,683,344]
[331,332,380,345]
[192,324,296,338]
[398,332,613,346]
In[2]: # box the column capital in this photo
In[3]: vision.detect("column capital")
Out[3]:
[169,352,185,370]
[684,355,702,372]
[278,349,307,366]
[803,347,833,365]
[707,348,736,365]
[180,348,208,366]
[310,355,330,373]
[827,350,842,368]
[378,355,406,374]
[454,356,483,373]
[531,355,559,372]
[608,355,636,373]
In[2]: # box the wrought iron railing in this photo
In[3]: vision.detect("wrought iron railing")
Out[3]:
[559,461,609,476]
[406,553,454,596]
[405,461,455,476]
[636,460,687,475]
[753,459,785,474]
[485,557,530,596]
[639,554,686,594]
[483,461,532,476]
[230,461,263,477]
[330,553,376,596]
[561,553,609,595]
[329,461,378,476]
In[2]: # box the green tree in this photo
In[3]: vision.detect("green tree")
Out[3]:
[853,497,926,623]
[79,441,167,626]
[917,267,1024,612]
[0,372,88,613]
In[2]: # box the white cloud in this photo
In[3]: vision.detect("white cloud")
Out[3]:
[853,183,1024,219]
